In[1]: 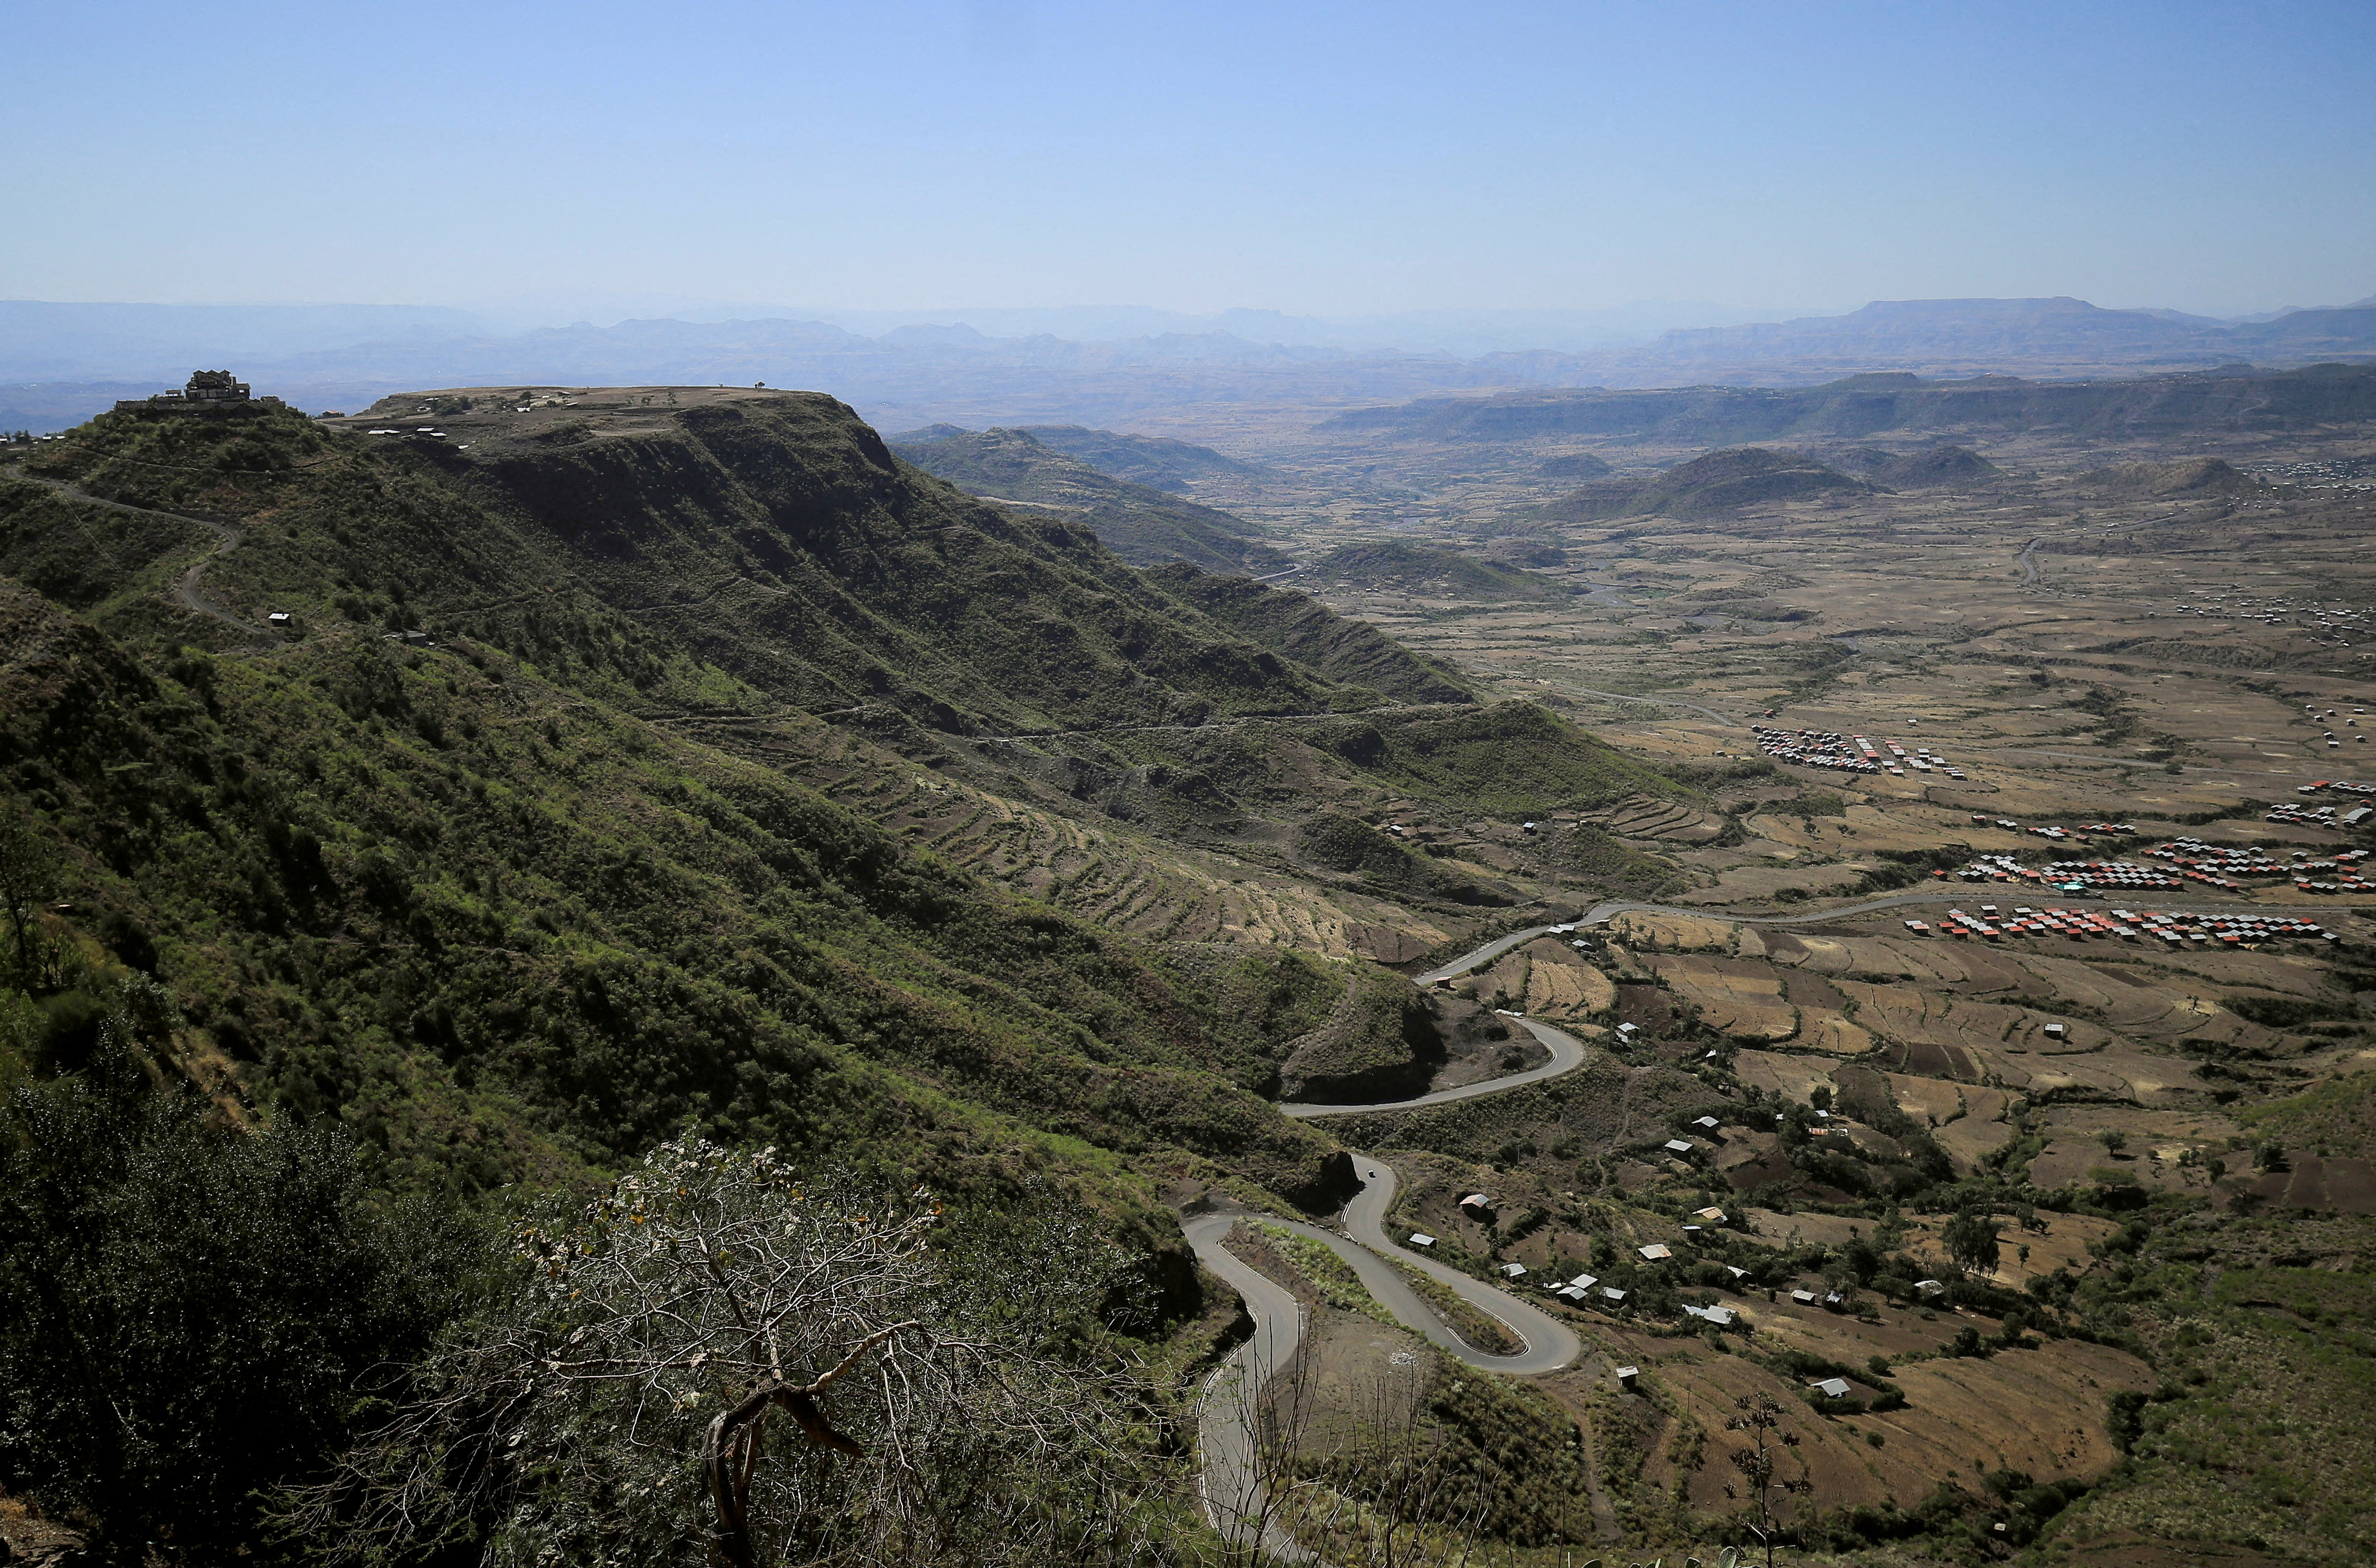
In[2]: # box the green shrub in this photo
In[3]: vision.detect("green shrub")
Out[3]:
[0,1055,485,1558]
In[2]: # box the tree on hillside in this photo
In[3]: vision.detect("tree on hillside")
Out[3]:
[0,1053,477,1561]
[1944,1206,2002,1278]
[0,810,57,987]
[1722,1392,1813,1568]
[292,1138,1161,1568]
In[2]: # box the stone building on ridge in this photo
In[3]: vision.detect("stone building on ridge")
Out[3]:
[116,371,285,415]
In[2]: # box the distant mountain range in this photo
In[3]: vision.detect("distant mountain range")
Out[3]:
[5,292,2374,434]
[1326,363,2376,446]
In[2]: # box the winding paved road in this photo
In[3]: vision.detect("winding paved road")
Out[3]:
[1410,892,1980,988]
[1279,1017,1589,1117]
[1183,1212,1312,1563]
[1411,892,2368,994]
[1184,1034,1593,1555]
[1339,1157,1581,1373]
[1182,1163,1584,1560]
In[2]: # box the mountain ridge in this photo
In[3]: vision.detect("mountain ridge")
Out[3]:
[886,424,1286,575]
[11,293,2376,435]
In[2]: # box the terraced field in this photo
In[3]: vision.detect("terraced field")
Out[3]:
[1120,399,2376,1565]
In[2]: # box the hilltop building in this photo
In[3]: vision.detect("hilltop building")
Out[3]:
[116,370,285,415]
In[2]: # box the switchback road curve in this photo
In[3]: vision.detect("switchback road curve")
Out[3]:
[1278,1017,1589,1118]
[1184,1078,1588,1554]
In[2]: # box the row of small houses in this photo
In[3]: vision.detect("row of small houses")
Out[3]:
[1920,905,2343,947]
[1751,726,1970,781]
[1404,1208,1946,1391]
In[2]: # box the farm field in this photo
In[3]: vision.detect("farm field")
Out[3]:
[9,379,2375,1568]
[1133,397,2376,1565]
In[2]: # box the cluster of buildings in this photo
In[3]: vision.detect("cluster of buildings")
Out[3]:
[1974,819,2139,844]
[114,370,285,415]
[2140,837,2372,892]
[1753,726,1882,774]
[1953,855,2182,892]
[2269,798,2376,830]
[1752,726,1966,779]
[2168,596,2372,645]
[1923,905,2340,946]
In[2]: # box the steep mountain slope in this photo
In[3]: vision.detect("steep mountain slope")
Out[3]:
[16,391,1314,738]
[0,568,1374,1213]
[3,389,1687,977]
[886,424,1287,574]
[1140,563,1471,703]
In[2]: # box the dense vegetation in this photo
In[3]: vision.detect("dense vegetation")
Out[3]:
[0,395,1748,1564]
[2,400,1553,1558]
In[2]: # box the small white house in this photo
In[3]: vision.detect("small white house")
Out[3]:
[1637,1244,1673,1261]
[1614,1364,1639,1385]
[1501,1262,1528,1278]
[1408,1233,1436,1248]
[266,611,294,627]
[1809,1377,1853,1400]
[1694,1206,1728,1223]
[1663,1139,1695,1155]
[1568,1273,1598,1290]
[1916,1279,1946,1296]
[1601,1286,1627,1302]
[1791,1289,1818,1305]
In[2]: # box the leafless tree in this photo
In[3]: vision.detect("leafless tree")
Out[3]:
[1207,1329,1329,1566]
[1720,1393,1812,1568]
[285,1137,1170,1568]
[1291,1356,1491,1568]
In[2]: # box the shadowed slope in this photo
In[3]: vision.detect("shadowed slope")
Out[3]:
[889,424,1286,575]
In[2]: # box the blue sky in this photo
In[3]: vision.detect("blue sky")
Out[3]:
[5,0,2371,317]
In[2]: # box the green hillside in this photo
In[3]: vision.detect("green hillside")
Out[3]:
[888,424,1287,575]
[7,394,1334,739]
[1140,561,1470,704]
[0,570,1364,1210]
[0,389,1706,1558]
[0,388,1675,1197]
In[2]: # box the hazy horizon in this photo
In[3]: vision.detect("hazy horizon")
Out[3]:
[7,0,2373,321]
